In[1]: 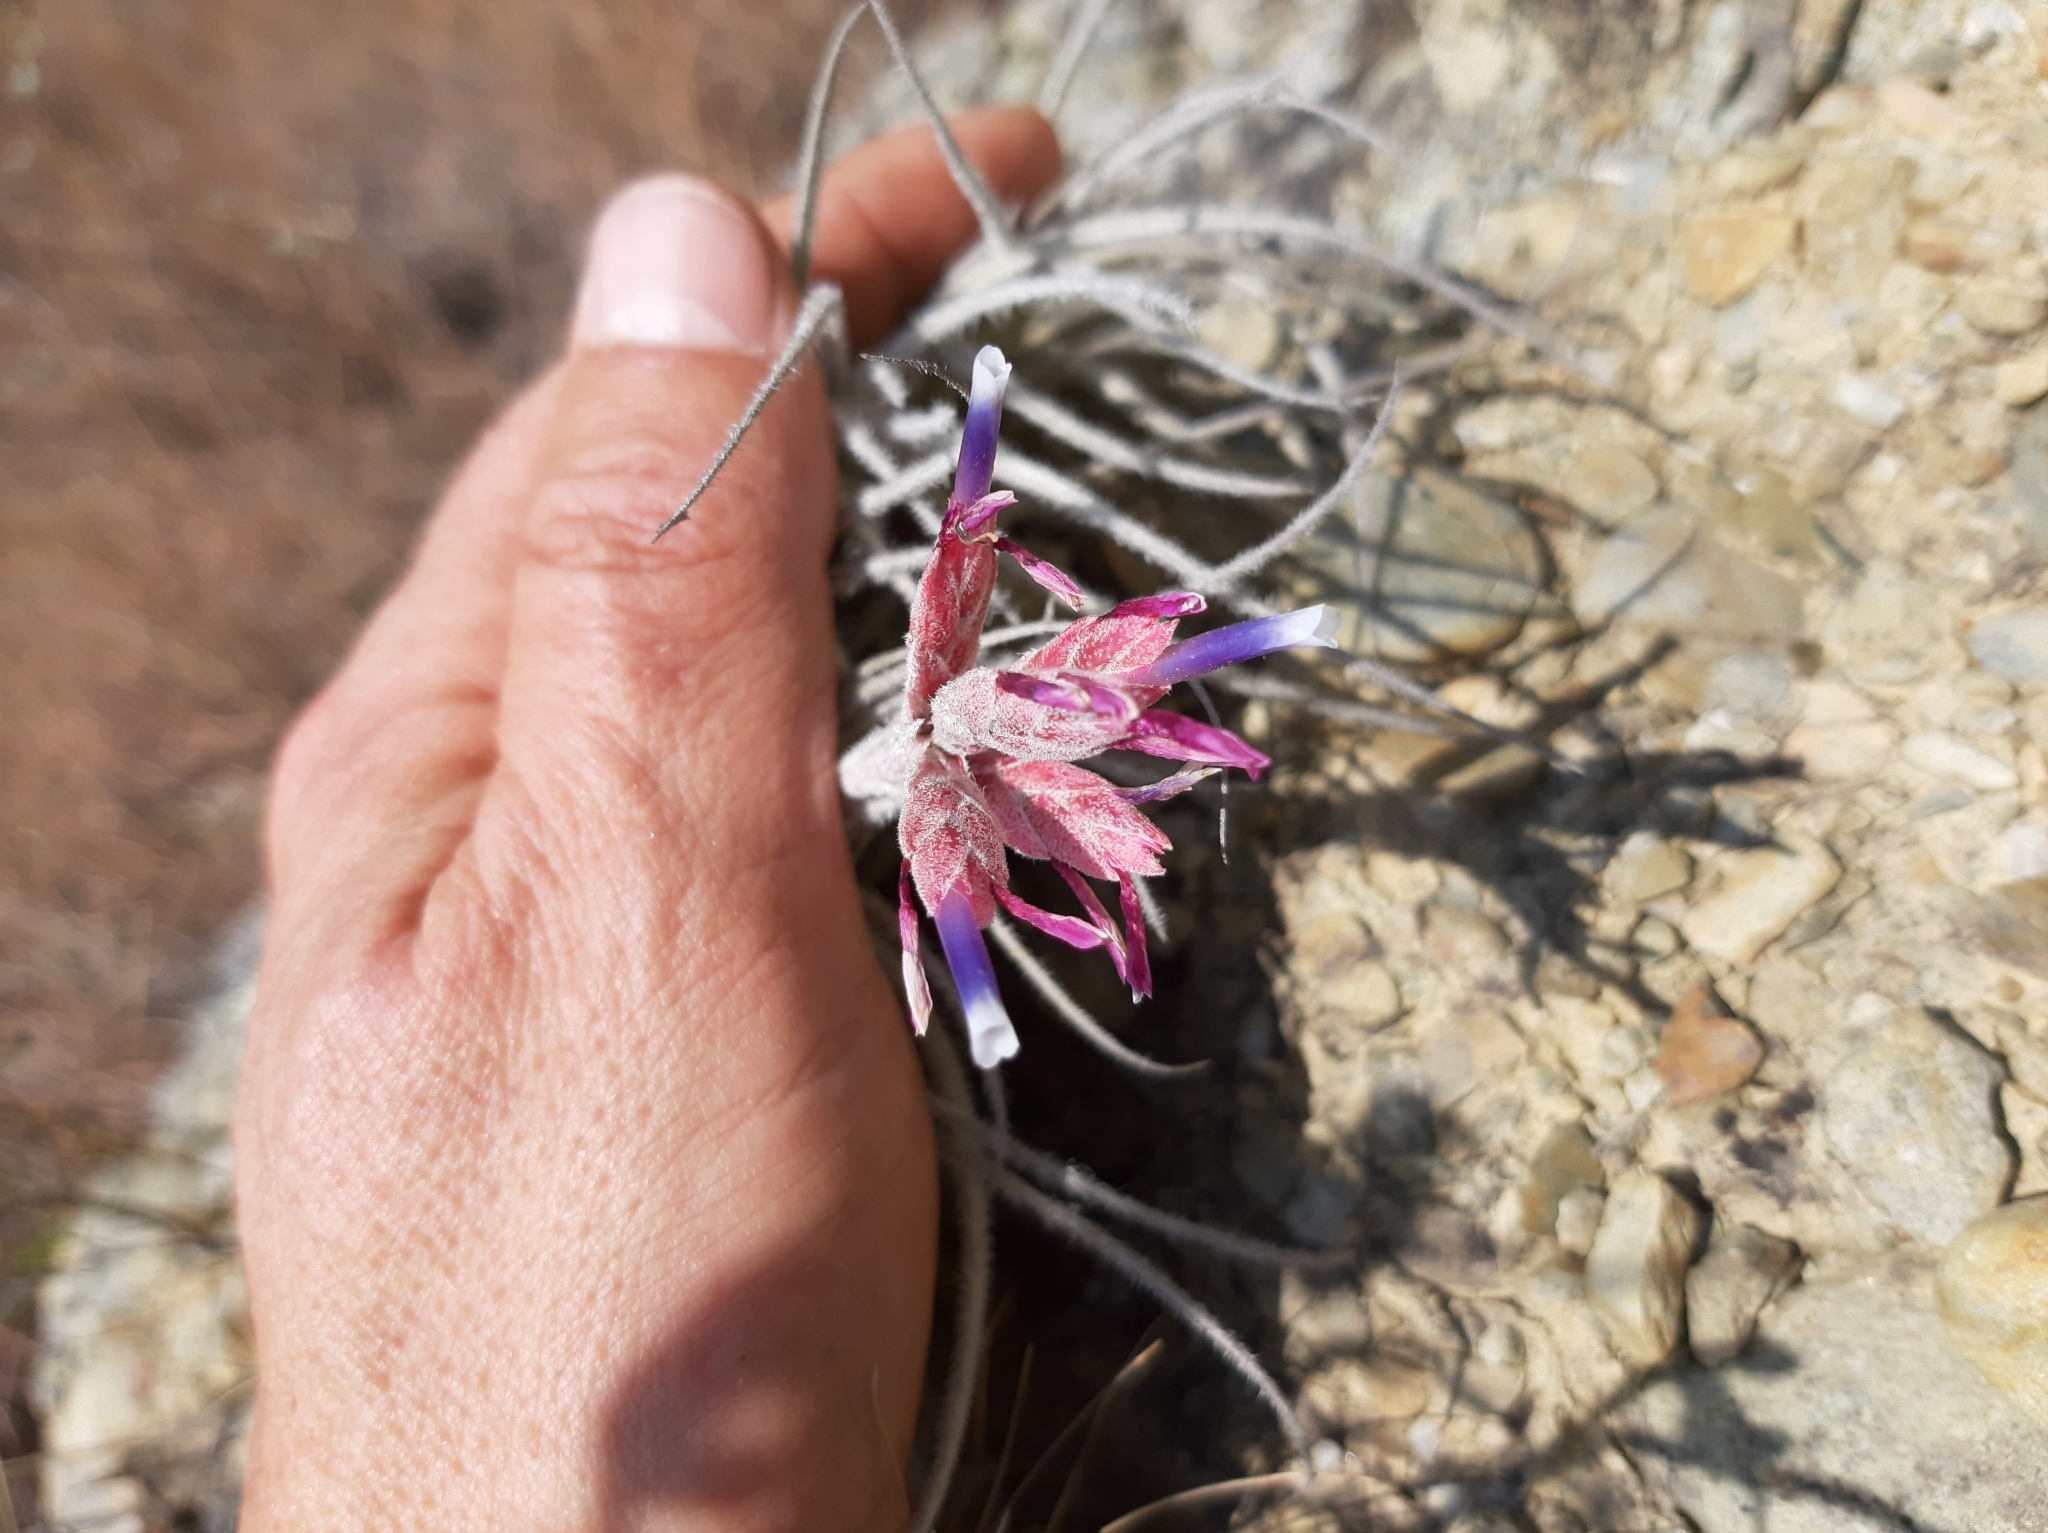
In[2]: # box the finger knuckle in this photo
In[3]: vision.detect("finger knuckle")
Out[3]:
[524,465,733,577]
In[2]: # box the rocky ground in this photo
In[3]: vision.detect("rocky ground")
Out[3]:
[28,1,2048,1530]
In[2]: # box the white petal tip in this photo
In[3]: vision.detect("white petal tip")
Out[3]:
[969,1016,1020,1070]
[1307,605,1341,646]
[972,344,1011,390]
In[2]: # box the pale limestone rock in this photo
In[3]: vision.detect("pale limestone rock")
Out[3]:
[1553,1185,1605,1259]
[1303,469,1544,663]
[1518,1120,1605,1238]
[1817,1001,2013,1247]
[1958,266,2048,338]
[1573,504,1805,641]
[1784,676,1895,781]
[1605,831,1692,906]
[1966,605,2048,683]
[1830,371,1906,429]
[1902,216,2002,272]
[1824,562,1957,685]
[1997,346,2048,408]
[1197,294,1281,371]
[1679,210,1799,305]
[1877,77,1968,142]
[1902,729,2019,791]
[1451,396,1666,527]
[1632,1256,2048,1531]
[1937,1196,2048,1429]
[1705,142,1806,196]
[1685,1220,1801,1365]
[1680,835,1842,965]
[1584,1170,1701,1367]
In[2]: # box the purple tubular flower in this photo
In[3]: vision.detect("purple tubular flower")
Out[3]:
[950,345,1012,510]
[1131,605,1341,687]
[935,885,1020,1068]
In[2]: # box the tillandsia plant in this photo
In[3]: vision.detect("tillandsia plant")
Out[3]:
[890,344,1341,1068]
[646,1,1575,1521]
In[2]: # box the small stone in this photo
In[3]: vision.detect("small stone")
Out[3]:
[1680,210,1799,305]
[1785,678,1897,779]
[1436,743,1547,800]
[1413,1005,1524,1106]
[1713,466,1822,565]
[1968,878,2048,975]
[1958,268,2048,338]
[1316,962,1404,1028]
[1555,1185,1606,1257]
[1197,295,1281,371]
[1995,347,2048,408]
[1584,1170,1702,1367]
[1519,1121,1605,1237]
[1307,469,1545,663]
[1902,731,2019,791]
[1633,916,1680,958]
[1937,1196,2048,1428]
[1424,904,1509,965]
[1282,1282,1374,1367]
[1830,372,1907,429]
[1686,1220,1802,1365]
[1902,217,1991,272]
[1624,1066,1667,1112]
[1826,562,1953,685]
[1903,148,1982,203]
[1596,1025,1654,1081]
[1652,983,1765,1104]
[1680,834,1842,965]
[1462,1321,1527,1414]
[1606,831,1693,905]
[1574,504,1806,641]
[1452,397,1666,527]
[1877,77,1968,142]
[1817,1001,2013,1247]
[1706,143,1807,196]
[1702,649,1795,725]
[2013,402,2048,552]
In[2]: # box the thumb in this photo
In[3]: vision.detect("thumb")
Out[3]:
[488,175,842,849]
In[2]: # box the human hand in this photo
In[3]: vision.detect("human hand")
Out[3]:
[235,109,1059,1532]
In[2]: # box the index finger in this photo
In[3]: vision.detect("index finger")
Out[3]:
[761,106,1061,349]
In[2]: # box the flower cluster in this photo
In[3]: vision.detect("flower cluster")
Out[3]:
[894,345,1339,1068]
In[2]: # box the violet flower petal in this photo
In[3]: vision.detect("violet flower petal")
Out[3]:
[995,537,1086,609]
[1119,709,1272,779]
[1111,592,1207,620]
[1115,765,1219,804]
[1130,605,1340,687]
[935,885,1019,1068]
[995,670,1143,722]
[950,344,1011,510]
[954,490,1017,540]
